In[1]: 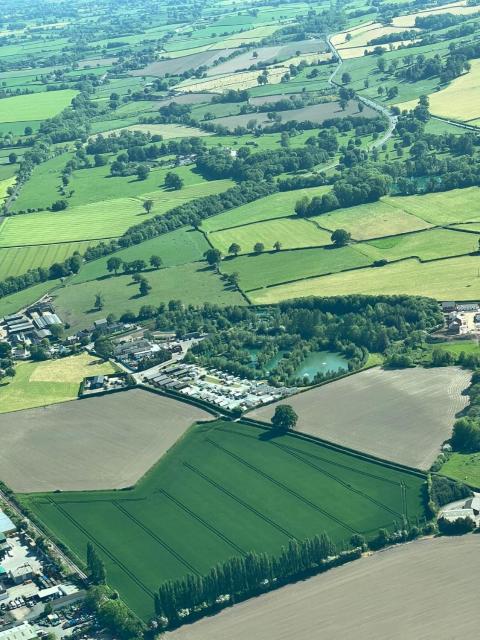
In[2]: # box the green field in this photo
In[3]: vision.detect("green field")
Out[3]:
[22,419,427,619]
[52,262,244,330]
[0,241,94,280]
[0,280,61,318]
[315,200,432,241]
[13,161,227,212]
[383,189,480,226]
[209,218,332,254]
[251,255,480,303]
[72,228,209,284]
[0,353,115,414]
[0,90,77,123]
[222,245,371,291]
[357,229,478,262]
[1,179,233,246]
[441,452,480,489]
[202,186,330,233]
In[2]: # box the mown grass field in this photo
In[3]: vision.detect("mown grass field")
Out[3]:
[21,419,427,620]
[222,246,371,291]
[441,452,480,488]
[202,186,330,232]
[383,188,480,225]
[209,218,332,254]
[1,179,233,246]
[0,241,94,280]
[0,353,115,414]
[315,200,432,240]
[0,89,77,123]
[357,229,478,262]
[53,262,244,330]
[250,255,480,303]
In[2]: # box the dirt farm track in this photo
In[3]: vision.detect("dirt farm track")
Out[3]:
[0,389,211,492]
[250,367,471,469]
[166,535,480,640]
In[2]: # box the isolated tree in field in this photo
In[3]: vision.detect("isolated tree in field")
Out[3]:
[136,164,150,180]
[150,255,162,269]
[339,98,348,111]
[139,279,152,296]
[164,172,184,190]
[271,404,298,432]
[8,152,17,164]
[280,131,290,147]
[331,228,351,247]
[203,248,222,266]
[132,272,144,284]
[143,199,154,214]
[273,240,282,251]
[357,101,364,113]
[228,242,241,256]
[106,256,122,275]
[94,292,105,310]
[254,242,265,254]
[341,72,351,84]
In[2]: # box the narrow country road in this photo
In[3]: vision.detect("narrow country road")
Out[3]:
[326,34,398,151]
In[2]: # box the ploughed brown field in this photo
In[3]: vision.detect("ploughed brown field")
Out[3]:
[0,389,212,492]
[166,535,480,640]
[250,367,470,469]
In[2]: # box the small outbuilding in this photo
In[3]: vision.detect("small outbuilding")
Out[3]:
[0,509,16,535]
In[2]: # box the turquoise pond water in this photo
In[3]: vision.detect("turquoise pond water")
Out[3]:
[250,349,348,382]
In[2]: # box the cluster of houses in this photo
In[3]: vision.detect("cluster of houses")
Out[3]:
[0,303,63,356]
[143,363,295,412]
[441,301,480,335]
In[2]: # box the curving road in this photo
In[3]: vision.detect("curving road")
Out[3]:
[326,34,398,151]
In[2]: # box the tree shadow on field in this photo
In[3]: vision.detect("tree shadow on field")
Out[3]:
[259,429,279,441]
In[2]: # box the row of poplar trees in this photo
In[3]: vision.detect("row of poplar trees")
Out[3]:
[155,533,346,623]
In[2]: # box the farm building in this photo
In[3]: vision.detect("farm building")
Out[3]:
[0,623,36,640]
[0,510,16,535]
[9,564,34,585]
[464,497,480,515]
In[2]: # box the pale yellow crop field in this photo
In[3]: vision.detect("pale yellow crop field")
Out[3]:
[178,66,287,93]
[392,1,480,27]
[338,39,419,59]
[250,255,480,304]
[99,123,212,139]
[398,60,480,121]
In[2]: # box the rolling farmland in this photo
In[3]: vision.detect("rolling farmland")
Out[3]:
[22,419,427,620]
[250,367,471,469]
[165,536,480,640]
[0,390,212,492]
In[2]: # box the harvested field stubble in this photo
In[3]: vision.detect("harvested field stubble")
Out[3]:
[165,536,480,640]
[0,389,212,492]
[250,367,471,469]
